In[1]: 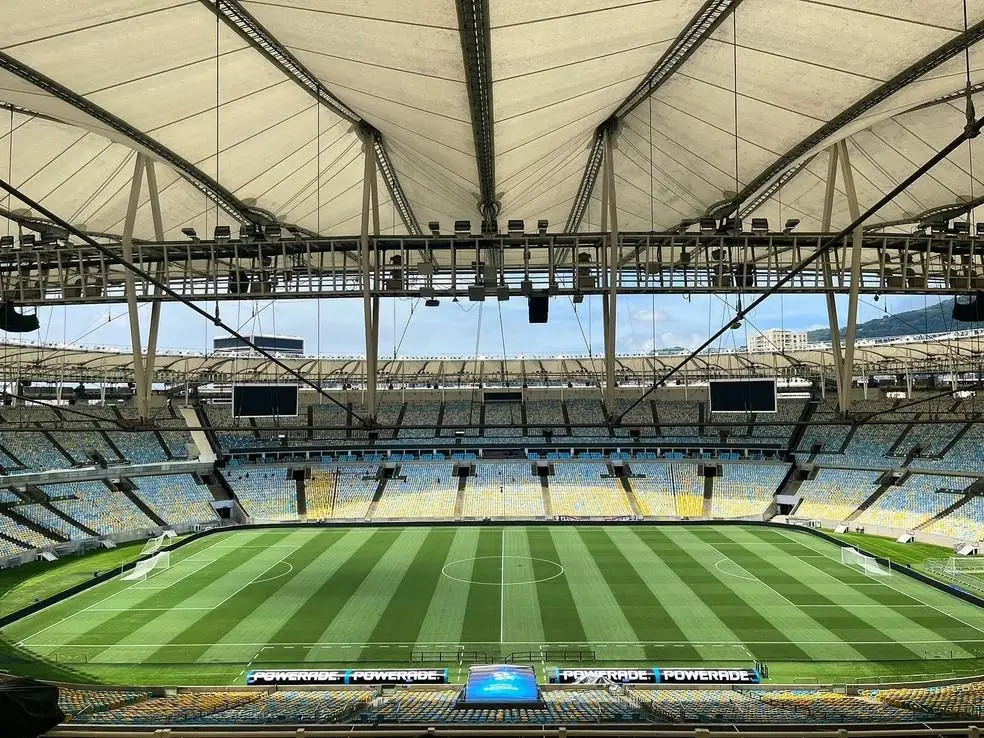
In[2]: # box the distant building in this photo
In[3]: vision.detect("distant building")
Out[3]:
[748,329,808,353]
[213,335,304,356]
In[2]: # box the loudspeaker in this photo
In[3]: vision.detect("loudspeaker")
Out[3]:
[0,301,39,333]
[953,292,984,322]
[528,295,548,323]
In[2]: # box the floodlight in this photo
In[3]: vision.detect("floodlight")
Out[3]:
[425,298,440,307]
[0,236,13,249]
[428,221,440,235]
[264,224,282,241]
[720,217,742,234]
[783,218,800,233]
[977,222,984,236]
[750,218,769,234]
[952,221,970,237]
[214,225,231,244]
[181,227,198,241]
[699,217,716,233]
[454,220,471,236]
[537,219,548,235]
[507,219,524,236]
[20,234,35,248]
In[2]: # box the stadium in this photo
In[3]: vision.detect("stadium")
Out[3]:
[1,0,984,735]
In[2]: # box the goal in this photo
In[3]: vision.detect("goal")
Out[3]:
[121,551,170,581]
[944,556,984,576]
[137,534,165,558]
[841,547,891,577]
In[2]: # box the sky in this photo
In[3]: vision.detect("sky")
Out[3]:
[16,292,943,359]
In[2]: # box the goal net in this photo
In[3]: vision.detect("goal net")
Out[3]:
[138,534,165,558]
[121,551,170,581]
[944,556,984,576]
[841,547,891,577]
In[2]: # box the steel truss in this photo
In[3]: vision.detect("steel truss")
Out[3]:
[3,231,984,305]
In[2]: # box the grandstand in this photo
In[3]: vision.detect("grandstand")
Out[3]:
[5,0,984,733]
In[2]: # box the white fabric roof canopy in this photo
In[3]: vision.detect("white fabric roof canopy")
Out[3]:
[0,1,983,241]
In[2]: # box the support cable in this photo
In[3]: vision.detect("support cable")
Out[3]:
[616,111,984,425]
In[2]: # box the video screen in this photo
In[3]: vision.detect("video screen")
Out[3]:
[232,384,299,417]
[709,378,777,413]
[461,665,540,705]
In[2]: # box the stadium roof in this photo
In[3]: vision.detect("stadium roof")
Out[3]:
[2,1,984,244]
[3,329,982,384]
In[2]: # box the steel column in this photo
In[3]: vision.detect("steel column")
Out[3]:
[142,158,166,411]
[837,139,864,415]
[819,145,845,409]
[602,128,619,410]
[121,153,149,419]
[361,139,380,420]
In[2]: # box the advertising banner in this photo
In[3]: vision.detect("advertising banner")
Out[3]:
[550,667,760,685]
[246,668,448,686]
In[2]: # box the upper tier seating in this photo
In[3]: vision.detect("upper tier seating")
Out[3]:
[566,399,607,438]
[711,463,789,518]
[205,405,263,450]
[549,462,632,517]
[374,462,457,518]
[43,481,153,535]
[526,400,567,436]
[655,401,701,442]
[795,469,882,521]
[484,401,523,437]
[399,400,440,439]
[855,473,973,530]
[440,401,480,438]
[224,466,297,520]
[462,462,544,518]
[130,475,217,526]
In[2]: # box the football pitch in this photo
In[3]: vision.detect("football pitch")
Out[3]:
[3,524,984,686]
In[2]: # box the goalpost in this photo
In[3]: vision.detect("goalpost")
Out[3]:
[944,556,984,577]
[840,547,891,577]
[121,551,170,581]
[138,534,165,558]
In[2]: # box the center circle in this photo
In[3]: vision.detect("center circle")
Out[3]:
[441,556,564,585]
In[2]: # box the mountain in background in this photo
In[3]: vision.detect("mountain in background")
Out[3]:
[806,298,969,342]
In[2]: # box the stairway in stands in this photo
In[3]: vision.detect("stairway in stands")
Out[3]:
[540,474,553,517]
[113,480,167,527]
[365,476,389,519]
[619,477,643,517]
[702,474,714,517]
[846,474,897,521]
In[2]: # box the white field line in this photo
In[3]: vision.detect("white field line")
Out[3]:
[776,528,984,637]
[700,539,799,608]
[204,545,302,611]
[499,528,505,644]
[14,536,231,647]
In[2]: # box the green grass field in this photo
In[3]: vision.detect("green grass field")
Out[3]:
[2,524,984,687]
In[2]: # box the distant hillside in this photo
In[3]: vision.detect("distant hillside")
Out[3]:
[806,299,964,342]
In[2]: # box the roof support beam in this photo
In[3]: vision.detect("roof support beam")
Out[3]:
[0,50,268,228]
[566,0,744,233]
[202,0,420,235]
[837,139,864,416]
[455,0,498,231]
[724,18,984,222]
